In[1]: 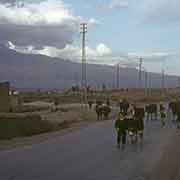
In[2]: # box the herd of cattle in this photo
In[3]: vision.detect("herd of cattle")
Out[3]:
[89,99,180,122]
[87,99,180,145]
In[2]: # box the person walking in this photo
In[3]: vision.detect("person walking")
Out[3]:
[115,112,127,150]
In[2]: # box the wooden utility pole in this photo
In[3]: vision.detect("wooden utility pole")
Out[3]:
[178,77,180,88]
[139,58,143,89]
[149,74,152,96]
[161,69,165,94]
[145,71,148,96]
[116,63,120,89]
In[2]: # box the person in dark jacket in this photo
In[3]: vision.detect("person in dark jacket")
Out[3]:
[115,112,127,150]
[160,104,166,127]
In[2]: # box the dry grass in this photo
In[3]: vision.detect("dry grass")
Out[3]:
[40,107,97,128]
[0,113,54,140]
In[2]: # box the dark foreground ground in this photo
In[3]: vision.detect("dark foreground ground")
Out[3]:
[0,118,178,180]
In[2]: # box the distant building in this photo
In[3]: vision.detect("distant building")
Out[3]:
[0,82,11,112]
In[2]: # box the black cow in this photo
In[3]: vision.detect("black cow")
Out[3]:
[95,104,103,120]
[95,102,111,120]
[88,100,94,109]
[126,107,145,144]
[145,104,158,121]
[169,101,177,122]
[169,101,180,128]
[106,99,110,106]
[127,118,138,144]
[134,107,145,140]
[102,105,111,119]
[119,99,129,114]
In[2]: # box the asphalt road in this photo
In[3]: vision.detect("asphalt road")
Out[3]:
[0,119,175,180]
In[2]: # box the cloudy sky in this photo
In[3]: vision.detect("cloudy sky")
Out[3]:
[0,0,180,75]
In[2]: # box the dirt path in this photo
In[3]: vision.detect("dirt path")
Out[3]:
[0,118,177,180]
[145,129,180,180]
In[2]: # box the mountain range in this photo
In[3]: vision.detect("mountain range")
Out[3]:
[0,45,178,90]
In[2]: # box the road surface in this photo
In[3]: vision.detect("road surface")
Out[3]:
[0,119,176,180]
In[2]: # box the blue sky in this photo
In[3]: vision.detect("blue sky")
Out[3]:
[65,0,180,51]
[63,0,180,75]
[1,0,180,75]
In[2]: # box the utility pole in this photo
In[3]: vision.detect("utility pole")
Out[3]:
[149,74,152,96]
[80,23,87,106]
[161,69,165,95]
[178,77,180,88]
[145,71,148,96]
[139,58,143,89]
[116,63,120,90]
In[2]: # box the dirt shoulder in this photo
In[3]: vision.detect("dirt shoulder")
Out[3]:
[0,104,118,152]
[0,117,116,151]
[0,120,105,152]
[146,130,180,180]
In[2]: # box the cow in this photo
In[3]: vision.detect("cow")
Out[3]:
[95,104,103,120]
[106,99,110,106]
[88,100,94,109]
[102,105,111,119]
[169,101,177,122]
[145,104,158,122]
[126,107,145,144]
[134,107,145,141]
[127,117,138,144]
[169,101,180,128]
[119,99,130,114]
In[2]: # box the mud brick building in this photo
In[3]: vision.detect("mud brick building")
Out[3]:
[0,82,10,112]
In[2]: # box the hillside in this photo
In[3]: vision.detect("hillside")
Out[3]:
[0,45,178,90]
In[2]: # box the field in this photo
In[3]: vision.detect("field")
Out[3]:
[0,88,180,140]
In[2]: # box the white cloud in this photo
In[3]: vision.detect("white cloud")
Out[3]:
[96,43,112,56]
[0,0,99,48]
[109,0,129,9]
[141,0,180,24]
[0,0,79,26]
[7,41,112,63]
[9,40,180,74]
[97,0,129,10]
[127,52,171,58]
[88,18,100,26]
